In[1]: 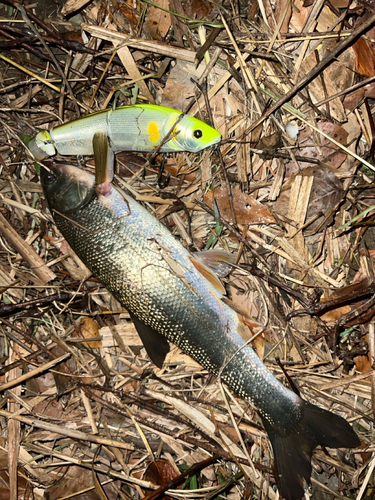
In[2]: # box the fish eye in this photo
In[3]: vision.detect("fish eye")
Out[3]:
[45,173,56,183]
[193,129,203,139]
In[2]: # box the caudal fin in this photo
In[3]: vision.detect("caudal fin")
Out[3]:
[262,400,360,500]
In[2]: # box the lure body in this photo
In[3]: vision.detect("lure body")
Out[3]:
[29,104,221,160]
[41,163,360,500]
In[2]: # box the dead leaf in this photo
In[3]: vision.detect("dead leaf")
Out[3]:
[290,0,310,31]
[147,0,171,41]
[46,466,118,500]
[320,40,355,97]
[110,0,140,31]
[329,0,350,7]
[343,88,366,112]
[353,37,375,77]
[62,0,90,16]
[0,444,9,470]
[274,165,344,233]
[169,0,192,47]
[184,0,220,21]
[204,186,276,225]
[275,0,292,33]
[285,122,348,177]
[353,353,372,373]
[78,317,102,348]
[162,60,224,109]
[0,469,28,500]
[320,304,352,323]
[299,45,347,122]
[144,460,180,500]
[33,399,63,419]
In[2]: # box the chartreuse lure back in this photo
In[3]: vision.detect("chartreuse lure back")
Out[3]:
[29,104,221,160]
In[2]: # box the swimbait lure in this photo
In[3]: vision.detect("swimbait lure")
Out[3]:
[29,104,221,161]
[41,156,360,500]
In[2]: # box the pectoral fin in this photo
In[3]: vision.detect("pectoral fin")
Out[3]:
[129,312,170,368]
[189,256,225,295]
[93,131,114,186]
[193,249,235,277]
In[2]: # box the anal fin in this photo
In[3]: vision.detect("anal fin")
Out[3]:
[129,312,170,368]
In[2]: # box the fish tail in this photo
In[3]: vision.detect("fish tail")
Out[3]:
[262,400,360,500]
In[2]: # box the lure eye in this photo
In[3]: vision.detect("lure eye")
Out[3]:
[193,129,203,139]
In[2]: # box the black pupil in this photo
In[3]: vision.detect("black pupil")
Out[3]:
[193,129,203,139]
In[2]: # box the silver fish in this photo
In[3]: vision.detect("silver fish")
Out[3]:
[41,162,360,500]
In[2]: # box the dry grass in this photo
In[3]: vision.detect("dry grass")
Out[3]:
[0,0,374,499]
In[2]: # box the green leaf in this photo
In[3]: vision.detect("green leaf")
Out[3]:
[339,205,375,229]
[20,132,32,146]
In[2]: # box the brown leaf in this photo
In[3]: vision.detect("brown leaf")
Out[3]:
[285,122,348,177]
[320,304,352,323]
[329,0,351,6]
[290,0,310,32]
[0,469,28,500]
[0,444,9,470]
[184,0,220,21]
[169,0,192,47]
[274,165,344,233]
[298,37,351,122]
[147,0,171,40]
[162,60,196,110]
[275,0,292,33]
[78,317,102,348]
[353,353,372,373]
[204,186,276,225]
[33,399,63,419]
[144,460,179,500]
[352,37,375,77]
[343,87,366,112]
[46,466,119,500]
[111,0,140,31]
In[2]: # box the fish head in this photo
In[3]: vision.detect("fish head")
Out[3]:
[163,113,221,152]
[41,163,95,214]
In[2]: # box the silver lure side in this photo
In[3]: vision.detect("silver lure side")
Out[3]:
[41,163,360,500]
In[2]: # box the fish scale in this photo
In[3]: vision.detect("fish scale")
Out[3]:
[41,164,360,500]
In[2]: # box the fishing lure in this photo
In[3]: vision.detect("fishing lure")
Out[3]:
[29,104,221,162]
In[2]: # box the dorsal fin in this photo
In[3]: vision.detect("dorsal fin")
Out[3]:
[189,255,225,295]
[129,311,170,368]
[193,249,235,277]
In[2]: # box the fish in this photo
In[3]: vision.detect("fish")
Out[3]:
[41,158,360,500]
[29,104,221,161]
